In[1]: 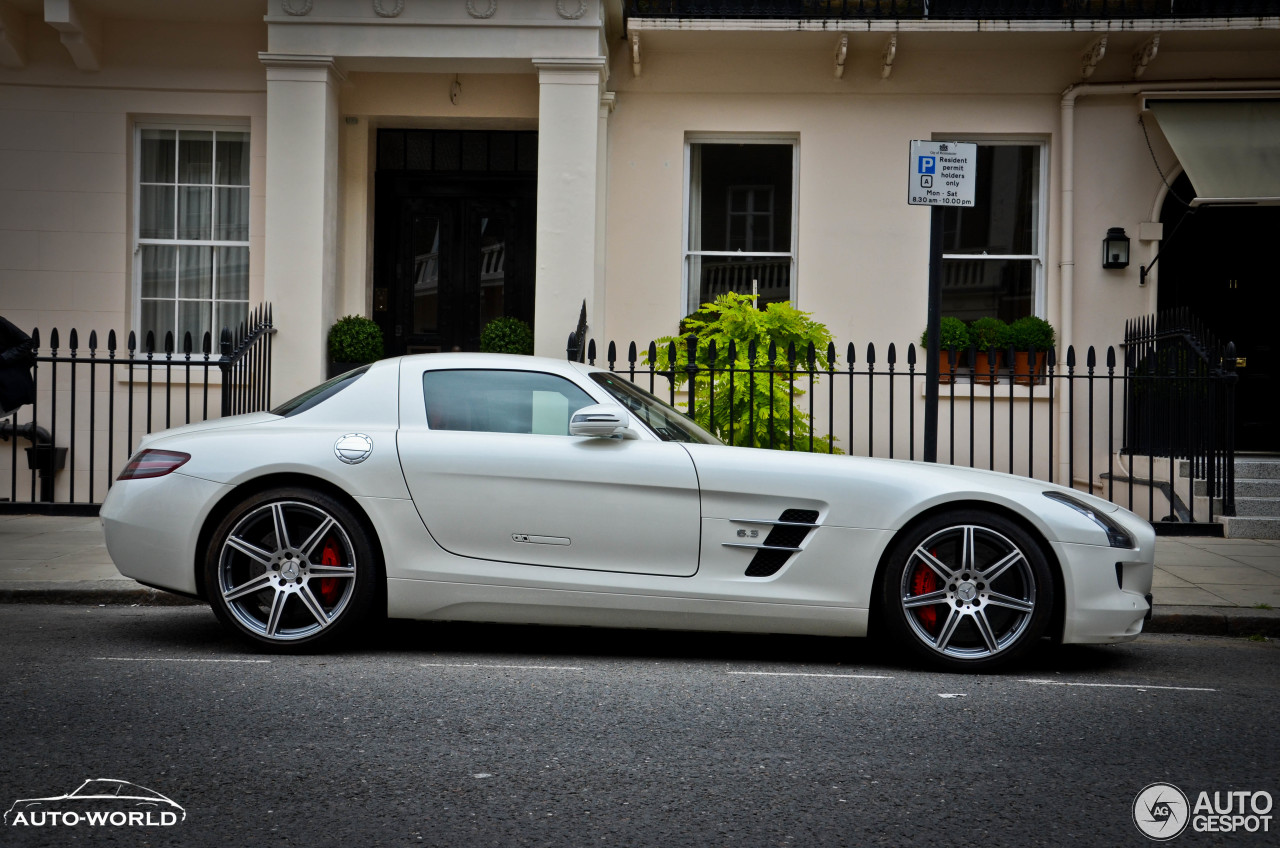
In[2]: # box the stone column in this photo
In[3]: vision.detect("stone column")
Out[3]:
[259,53,343,399]
[533,58,606,359]
[593,91,615,350]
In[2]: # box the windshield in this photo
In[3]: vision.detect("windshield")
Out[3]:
[270,366,370,418]
[588,372,722,445]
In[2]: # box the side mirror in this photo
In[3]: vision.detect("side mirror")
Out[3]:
[569,403,630,438]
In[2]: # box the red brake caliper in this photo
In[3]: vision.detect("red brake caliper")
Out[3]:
[318,539,342,606]
[911,557,939,633]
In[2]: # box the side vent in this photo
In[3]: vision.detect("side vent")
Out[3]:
[736,509,821,578]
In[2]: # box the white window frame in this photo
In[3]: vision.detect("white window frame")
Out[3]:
[937,137,1049,318]
[131,119,252,351]
[683,135,800,316]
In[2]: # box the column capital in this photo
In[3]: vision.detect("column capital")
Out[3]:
[533,56,606,85]
[259,52,346,83]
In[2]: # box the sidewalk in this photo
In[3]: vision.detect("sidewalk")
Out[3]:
[2,513,1279,636]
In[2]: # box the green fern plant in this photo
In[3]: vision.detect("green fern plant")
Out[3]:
[648,292,840,453]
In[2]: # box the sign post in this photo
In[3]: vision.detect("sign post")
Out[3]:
[908,140,977,463]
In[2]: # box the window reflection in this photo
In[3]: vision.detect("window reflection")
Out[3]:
[478,215,506,327]
[412,216,441,334]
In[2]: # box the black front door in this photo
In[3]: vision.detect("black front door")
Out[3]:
[373,130,537,355]
[1158,174,1280,451]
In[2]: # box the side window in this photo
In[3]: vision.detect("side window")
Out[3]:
[423,370,597,436]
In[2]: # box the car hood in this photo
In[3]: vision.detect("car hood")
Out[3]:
[681,444,1132,544]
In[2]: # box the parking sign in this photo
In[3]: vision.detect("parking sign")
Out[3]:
[908,141,977,207]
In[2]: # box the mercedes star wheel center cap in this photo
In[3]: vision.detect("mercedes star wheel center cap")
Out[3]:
[335,433,373,464]
[281,561,299,582]
[957,582,978,603]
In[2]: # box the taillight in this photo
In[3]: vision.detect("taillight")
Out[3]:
[117,449,191,480]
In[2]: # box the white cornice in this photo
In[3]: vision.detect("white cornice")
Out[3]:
[259,52,347,82]
[534,55,607,83]
[626,16,1280,34]
[264,15,599,27]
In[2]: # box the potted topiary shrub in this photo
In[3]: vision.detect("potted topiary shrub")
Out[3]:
[920,316,970,383]
[327,315,384,378]
[479,316,534,355]
[968,316,1008,385]
[1005,315,1056,385]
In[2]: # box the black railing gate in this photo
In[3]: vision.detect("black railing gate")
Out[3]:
[1,306,275,514]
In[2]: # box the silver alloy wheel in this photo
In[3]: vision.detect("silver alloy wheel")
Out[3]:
[216,500,358,641]
[899,523,1036,660]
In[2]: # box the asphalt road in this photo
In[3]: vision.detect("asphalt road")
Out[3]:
[1,605,1277,847]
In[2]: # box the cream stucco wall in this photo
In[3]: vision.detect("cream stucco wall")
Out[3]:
[0,17,267,342]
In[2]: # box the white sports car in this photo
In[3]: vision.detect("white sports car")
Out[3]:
[101,353,1155,671]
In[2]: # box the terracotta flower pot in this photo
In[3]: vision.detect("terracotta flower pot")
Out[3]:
[939,350,956,383]
[973,350,1002,385]
[1012,351,1046,386]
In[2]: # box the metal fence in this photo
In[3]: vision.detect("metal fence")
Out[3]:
[570,330,1238,531]
[626,0,1280,19]
[1,306,275,513]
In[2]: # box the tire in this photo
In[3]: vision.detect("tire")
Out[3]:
[204,487,380,652]
[879,509,1054,672]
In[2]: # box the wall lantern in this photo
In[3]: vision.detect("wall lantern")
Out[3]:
[1102,227,1131,269]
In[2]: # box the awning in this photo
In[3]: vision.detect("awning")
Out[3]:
[1147,98,1280,207]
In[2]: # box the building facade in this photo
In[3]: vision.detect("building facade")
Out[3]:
[1,0,1278,504]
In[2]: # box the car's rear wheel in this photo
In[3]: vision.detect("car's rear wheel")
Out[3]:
[879,509,1054,672]
[204,487,379,652]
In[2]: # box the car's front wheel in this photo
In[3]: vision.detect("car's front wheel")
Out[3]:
[879,509,1054,672]
[204,487,379,651]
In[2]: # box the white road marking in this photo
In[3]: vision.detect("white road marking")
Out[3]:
[96,656,271,664]
[420,662,584,671]
[733,671,893,680]
[1022,679,1216,692]
[938,693,967,698]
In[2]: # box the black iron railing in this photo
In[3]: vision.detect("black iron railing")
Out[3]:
[1,306,275,513]
[570,330,1237,531]
[626,0,1280,19]
[1122,307,1237,519]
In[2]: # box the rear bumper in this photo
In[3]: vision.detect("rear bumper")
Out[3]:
[101,472,228,597]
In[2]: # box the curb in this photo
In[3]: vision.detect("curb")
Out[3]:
[1146,605,1280,638]
[0,580,202,606]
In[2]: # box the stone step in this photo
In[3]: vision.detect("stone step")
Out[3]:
[1194,477,1280,498]
[1179,458,1280,480]
[1217,516,1280,540]
[1221,497,1280,518]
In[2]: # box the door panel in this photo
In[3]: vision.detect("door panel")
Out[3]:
[397,367,702,577]
[399,432,701,577]
[407,201,452,349]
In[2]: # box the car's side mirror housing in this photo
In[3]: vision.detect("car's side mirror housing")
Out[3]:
[569,403,631,438]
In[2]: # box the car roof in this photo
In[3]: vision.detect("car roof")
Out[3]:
[392,352,597,379]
